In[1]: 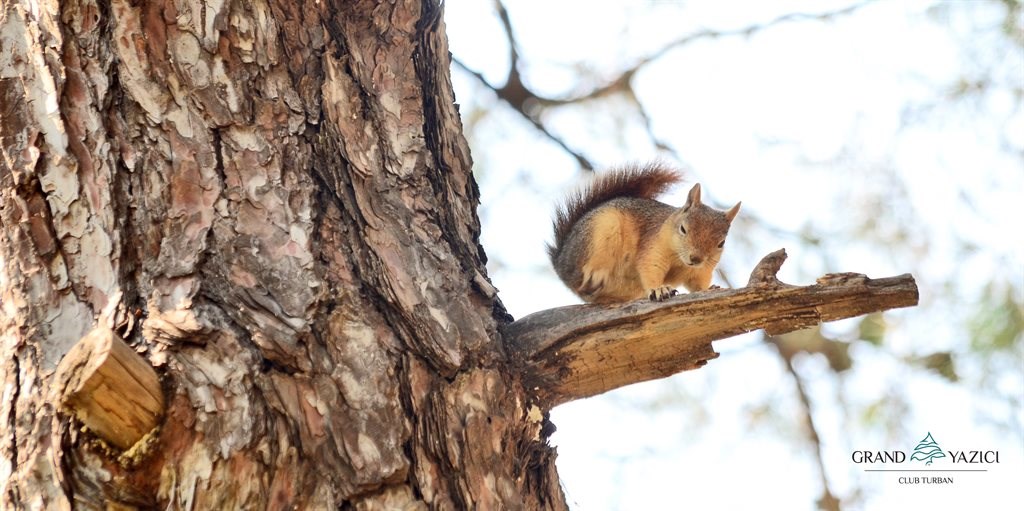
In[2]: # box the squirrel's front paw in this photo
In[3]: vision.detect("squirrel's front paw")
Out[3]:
[647,286,677,301]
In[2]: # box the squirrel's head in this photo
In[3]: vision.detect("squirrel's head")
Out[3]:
[668,183,741,268]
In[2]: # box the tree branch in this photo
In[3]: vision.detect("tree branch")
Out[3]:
[454,2,873,173]
[504,249,918,407]
[451,57,595,170]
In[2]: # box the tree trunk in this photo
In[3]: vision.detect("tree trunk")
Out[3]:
[0,0,565,508]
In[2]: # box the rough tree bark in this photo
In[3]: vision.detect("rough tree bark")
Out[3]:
[1,0,562,508]
[0,1,918,510]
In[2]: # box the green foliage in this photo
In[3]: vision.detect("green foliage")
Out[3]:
[859,393,911,438]
[909,352,958,382]
[857,313,887,347]
[968,282,1024,354]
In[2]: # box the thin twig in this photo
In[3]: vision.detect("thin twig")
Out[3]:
[452,57,594,170]
[536,1,875,105]
[454,1,874,172]
[768,334,842,511]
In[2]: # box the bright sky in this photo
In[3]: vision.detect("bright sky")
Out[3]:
[446,1,1023,510]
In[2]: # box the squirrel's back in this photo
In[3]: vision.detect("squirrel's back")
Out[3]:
[548,162,739,303]
[547,162,683,261]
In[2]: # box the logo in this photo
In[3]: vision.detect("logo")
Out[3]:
[909,432,946,465]
[850,431,1001,486]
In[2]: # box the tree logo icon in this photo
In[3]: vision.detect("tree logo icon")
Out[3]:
[910,432,946,465]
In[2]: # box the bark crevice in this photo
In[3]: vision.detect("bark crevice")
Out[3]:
[3,0,557,508]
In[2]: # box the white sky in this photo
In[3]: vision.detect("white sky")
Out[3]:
[446,1,1023,510]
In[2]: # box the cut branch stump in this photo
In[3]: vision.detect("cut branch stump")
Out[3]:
[51,327,164,450]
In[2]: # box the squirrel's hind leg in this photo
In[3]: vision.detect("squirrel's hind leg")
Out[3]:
[578,266,608,297]
[575,208,641,301]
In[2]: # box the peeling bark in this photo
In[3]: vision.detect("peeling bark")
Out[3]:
[2,0,562,508]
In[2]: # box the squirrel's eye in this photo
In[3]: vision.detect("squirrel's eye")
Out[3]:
[718,240,725,248]
[679,225,687,234]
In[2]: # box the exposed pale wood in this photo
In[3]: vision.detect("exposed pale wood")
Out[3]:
[52,327,164,450]
[504,249,919,406]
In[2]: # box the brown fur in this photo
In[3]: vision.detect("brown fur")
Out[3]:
[548,163,741,303]
[547,162,683,261]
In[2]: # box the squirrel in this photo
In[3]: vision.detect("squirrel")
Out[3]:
[547,162,741,304]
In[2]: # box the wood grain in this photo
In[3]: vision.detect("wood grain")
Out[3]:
[52,327,164,450]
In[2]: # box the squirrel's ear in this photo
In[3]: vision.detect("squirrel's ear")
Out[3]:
[683,183,702,211]
[725,201,741,222]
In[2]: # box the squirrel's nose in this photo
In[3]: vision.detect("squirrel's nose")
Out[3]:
[689,255,703,265]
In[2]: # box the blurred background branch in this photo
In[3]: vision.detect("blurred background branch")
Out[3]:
[446,0,1024,509]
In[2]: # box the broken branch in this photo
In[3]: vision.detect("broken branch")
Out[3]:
[504,249,919,407]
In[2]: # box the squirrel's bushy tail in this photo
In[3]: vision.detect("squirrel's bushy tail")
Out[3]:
[547,162,683,260]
